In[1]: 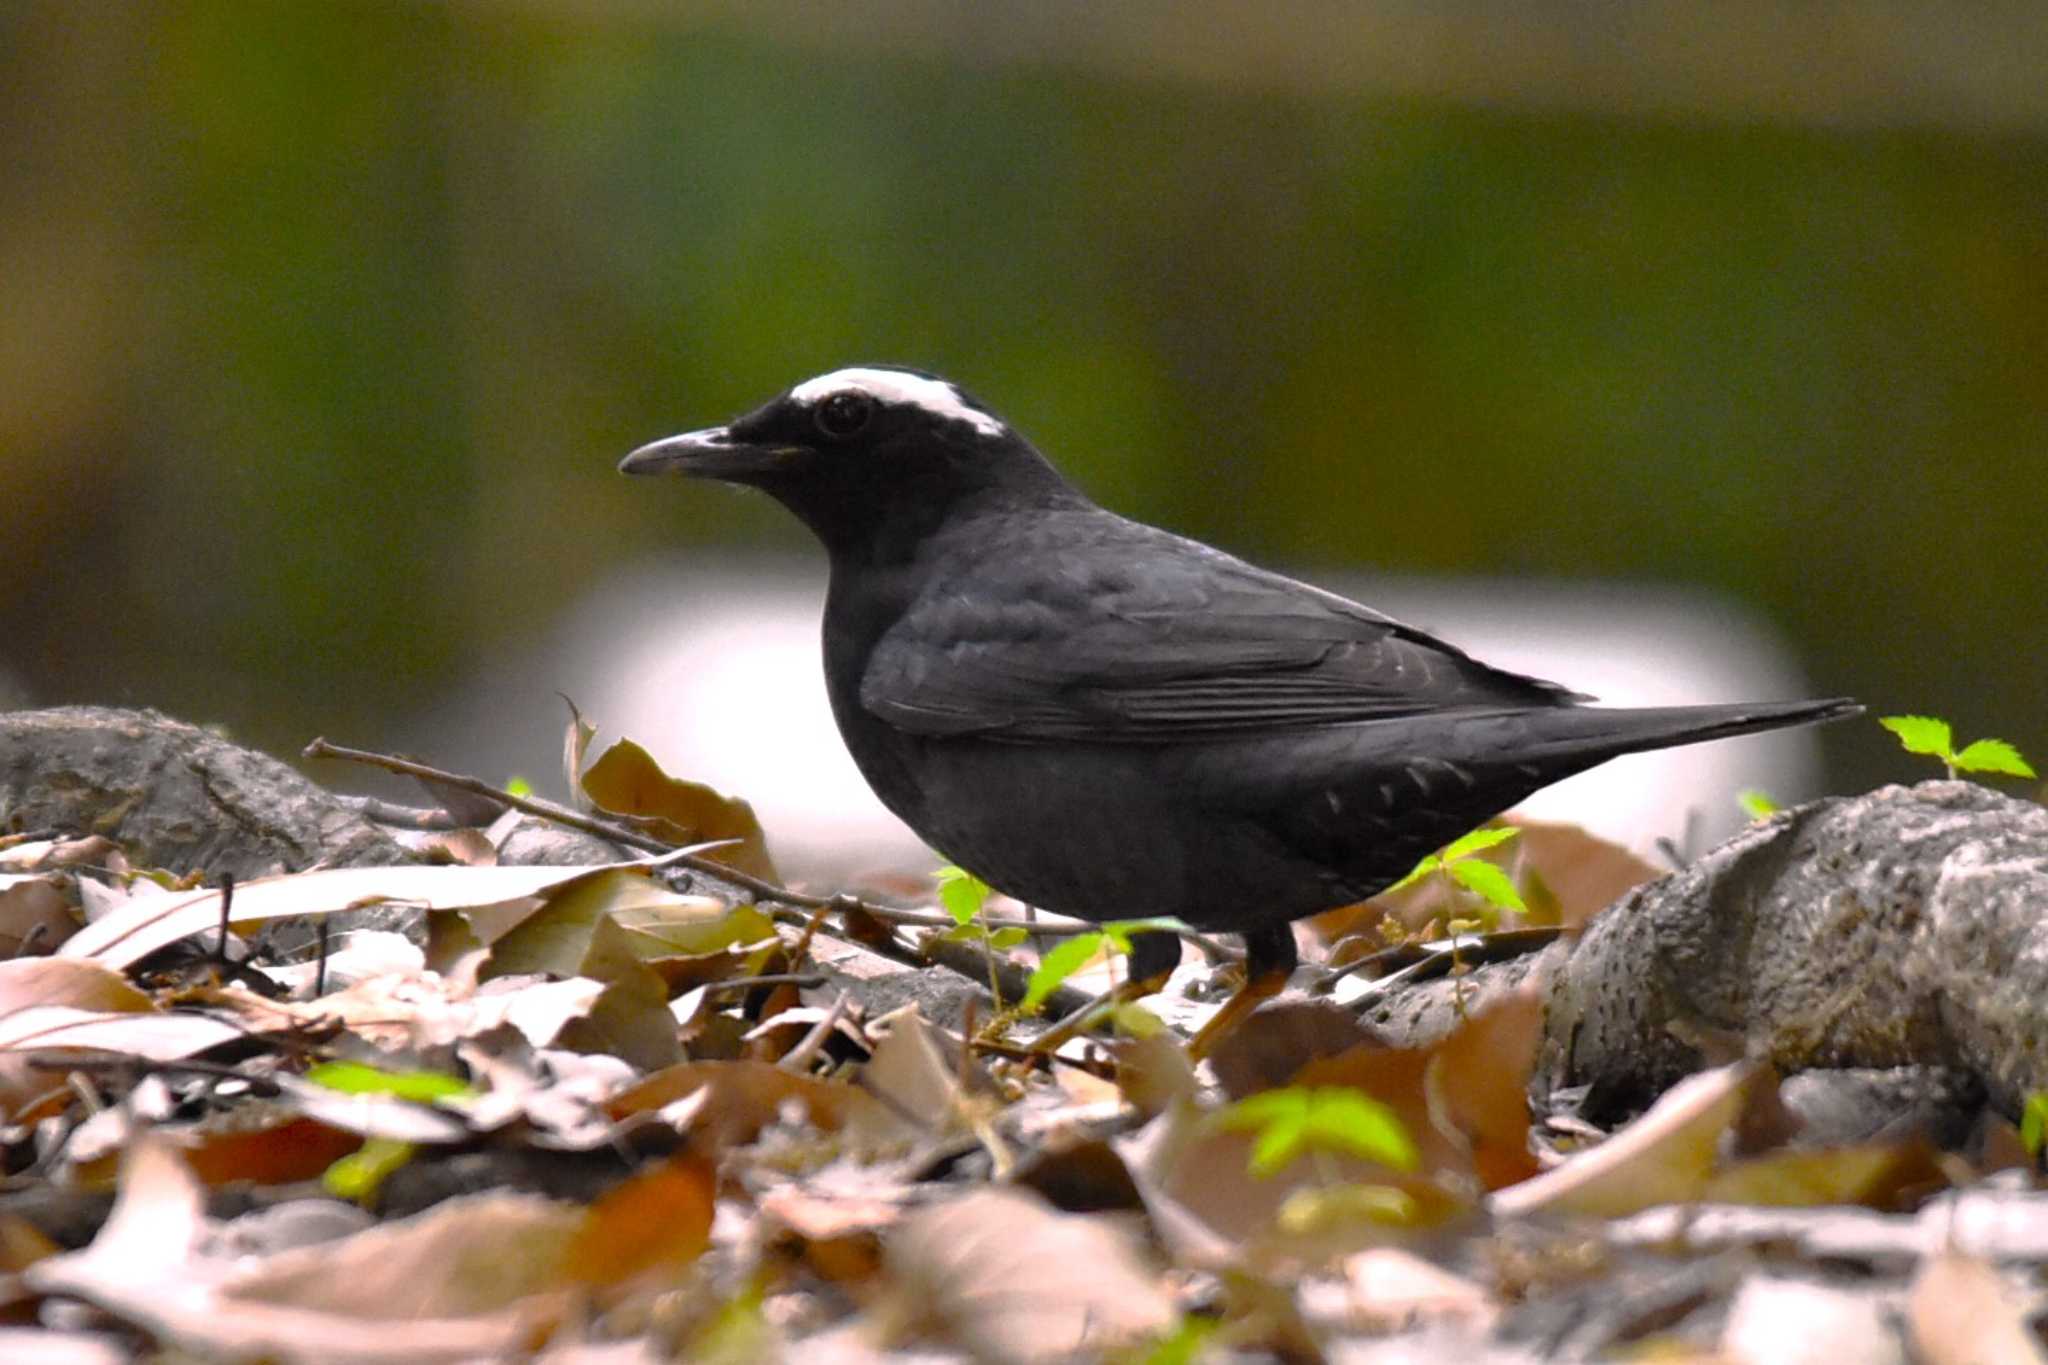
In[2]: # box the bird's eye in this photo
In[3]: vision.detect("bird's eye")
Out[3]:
[815,391,874,438]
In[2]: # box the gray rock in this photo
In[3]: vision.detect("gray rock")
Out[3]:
[0,706,414,880]
[1540,781,2048,1118]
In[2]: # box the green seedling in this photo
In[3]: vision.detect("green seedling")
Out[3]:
[933,865,1029,1011]
[306,1062,474,1204]
[1210,1085,1424,1237]
[1116,1315,1219,1365]
[1387,824,1527,933]
[1212,1084,1419,1177]
[1019,915,1189,1014]
[1737,788,1780,820]
[1880,715,2035,781]
[2022,1093,2048,1165]
[305,1060,474,1102]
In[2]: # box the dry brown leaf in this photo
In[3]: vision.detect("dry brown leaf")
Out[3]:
[578,737,779,883]
[27,1133,210,1312]
[0,1214,60,1274]
[0,957,152,1016]
[882,1186,1175,1363]
[173,1113,367,1187]
[1489,1062,1755,1219]
[548,915,682,1072]
[34,1136,587,1364]
[1115,1097,1465,1271]
[1424,985,1545,1189]
[560,1153,715,1287]
[0,874,78,956]
[1112,1029,1200,1120]
[1281,987,1543,1193]
[480,867,771,977]
[608,1059,917,1152]
[0,1005,243,1059]
[60,861,656,969]
[1907,1252,2048,1365]
[859,1008,965,1136]
[1702,1141,1945,1210]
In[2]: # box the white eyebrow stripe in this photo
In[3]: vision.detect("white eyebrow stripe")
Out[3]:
[789,368,1006,437]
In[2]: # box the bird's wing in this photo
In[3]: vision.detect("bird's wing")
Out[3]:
[859,517,1586,743]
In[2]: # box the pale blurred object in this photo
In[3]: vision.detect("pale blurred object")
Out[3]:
[410,558,1833,886]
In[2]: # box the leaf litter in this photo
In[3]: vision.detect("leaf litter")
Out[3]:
[0,731,2039,1362]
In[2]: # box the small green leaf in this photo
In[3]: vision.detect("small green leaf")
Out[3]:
[504,776,535,799]
[1880,715,1954,761]
[305,1061,474,1102]
[2022,1093,2048,1159]
[1214,1086,1418,1177]
[1737,788,1780,819]
[1022,931,1105,1012]
[1109,1001,1165,1038]
[1448,858,1526,916]
[1440,825,1521,861]
[1954,738,2036,779]
[934,865,992,926]
[1121,1315,1218,1365]
[323,1137,414,1203]
[988,926,1030,951]
[1300,1089,1419,1170]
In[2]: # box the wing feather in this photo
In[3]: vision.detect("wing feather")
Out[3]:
[858,513,1584,744]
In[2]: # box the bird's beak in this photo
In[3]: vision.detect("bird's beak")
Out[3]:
[618,426,797,482]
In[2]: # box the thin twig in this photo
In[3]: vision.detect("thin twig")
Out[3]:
[702,973,829,995]
[777,991,851,1074]
[25,1053,285,1097]
[314,918,333,997]
[214,873,236,971]
[334,794,460,830]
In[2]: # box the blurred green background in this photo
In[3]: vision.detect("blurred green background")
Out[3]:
[3,1,2042,801]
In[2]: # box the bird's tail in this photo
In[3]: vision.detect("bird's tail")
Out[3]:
[1505,696,1862,769]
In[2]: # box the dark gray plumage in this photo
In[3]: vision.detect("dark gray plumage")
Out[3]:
[622,365,1858,1020]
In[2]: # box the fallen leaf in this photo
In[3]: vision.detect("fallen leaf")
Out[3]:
[0,874,78,955]
[1907,1252,2047,1365]
[608,1059,916,1153]
[32,1141,587,1364]
[1703,1141,1945,1210]
[479,867,771,977]
[174,1112,368,1187]
[561,1153,716,1287]
[1490,1063,1754,1218]
[859,1007,965,1137]
[0,957,153,1016]
[61,861,657,969]
[579,737,779,883]
[882,1186,1175,1363]
[0,1005,244,1058]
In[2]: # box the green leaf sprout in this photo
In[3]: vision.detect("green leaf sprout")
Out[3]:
[1386,824,1526,921]
[1737,788,1780,820]
[1212,1085,1420,1177]
[1019,916,1190,1014]
[1880,715,2036,781]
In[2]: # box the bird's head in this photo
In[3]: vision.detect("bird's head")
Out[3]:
[620,366,1078,558]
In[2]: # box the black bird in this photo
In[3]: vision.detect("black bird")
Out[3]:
[622,366,1858,1047]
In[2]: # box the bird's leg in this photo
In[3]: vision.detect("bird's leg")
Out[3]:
[1184,923,1298,1060]
[1029,929,1182,1054]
